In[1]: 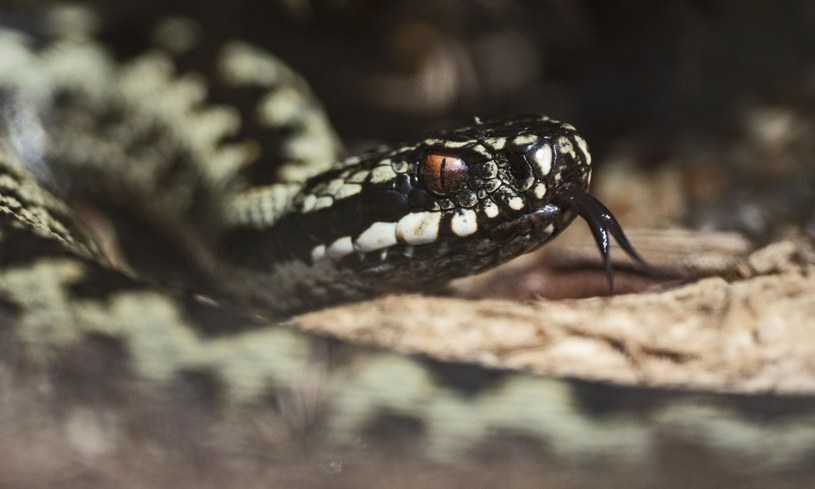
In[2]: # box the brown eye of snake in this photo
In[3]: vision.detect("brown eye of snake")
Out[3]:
[420,153,469,196]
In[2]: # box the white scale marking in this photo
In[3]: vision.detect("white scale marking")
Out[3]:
[326,236,354,259]
[334,183,363,199]
[395,211,441,245]
[354,221,398,252]
[392,160,409,173]
[348,170,369,183]
[508,196,525,211]
[301,194,318,213]
[485,137,506,150]
[483,200,500,219]
[325,178,345,194]
[450,209,478,237]
[512,134,537,146]
[343,155,362,166]
[531,144,553,176]
[441,140,472,149]
[472,144,491,158]
[534,183,547,199]
[369,165,398,184]
[258,86,301,126]
[574,135,591,164]
[557,137,576,159]
[312,195,334,211]
[285,132,331,162]
[310,244,327,262]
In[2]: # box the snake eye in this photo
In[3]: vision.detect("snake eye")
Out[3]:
[420,153,469,196]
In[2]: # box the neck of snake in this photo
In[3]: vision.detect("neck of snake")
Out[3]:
[212,197,405,315]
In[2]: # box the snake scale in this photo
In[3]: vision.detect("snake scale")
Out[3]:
[1,5,815,487]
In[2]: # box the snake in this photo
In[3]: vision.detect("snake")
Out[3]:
[1,5,814,486]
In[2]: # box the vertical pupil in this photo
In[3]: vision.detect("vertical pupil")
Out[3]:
[423,153,468,195]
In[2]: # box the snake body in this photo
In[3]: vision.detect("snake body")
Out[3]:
[2,5,815,486]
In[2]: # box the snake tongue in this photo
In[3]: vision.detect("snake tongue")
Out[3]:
[551,186,652,294]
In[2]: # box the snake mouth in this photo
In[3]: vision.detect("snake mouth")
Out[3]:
[550,186,652,293]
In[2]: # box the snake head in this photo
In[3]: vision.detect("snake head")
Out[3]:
[404,114,593,262]
[226,115,645,311]
[407,115,649,294]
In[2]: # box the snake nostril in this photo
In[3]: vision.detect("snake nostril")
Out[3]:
[507,154,535,191]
